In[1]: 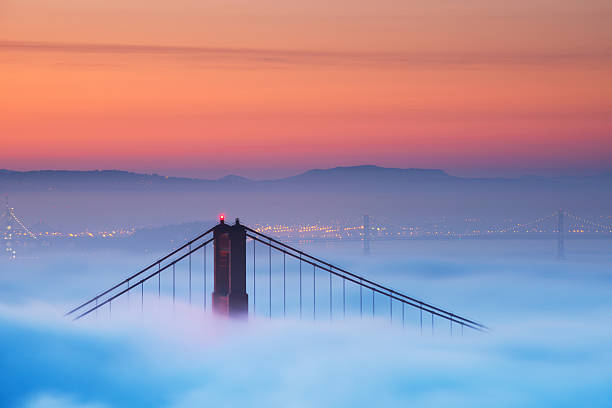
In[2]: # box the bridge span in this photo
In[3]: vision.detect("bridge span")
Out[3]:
[67,216,488,335]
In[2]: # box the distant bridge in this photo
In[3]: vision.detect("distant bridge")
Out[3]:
[67,216,488,335]
[5,204,611,261]
[251,211,611,259]
[1,198,37,259]
[358,210,611,259]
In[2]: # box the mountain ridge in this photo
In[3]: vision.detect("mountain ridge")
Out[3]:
[0,165,609,192]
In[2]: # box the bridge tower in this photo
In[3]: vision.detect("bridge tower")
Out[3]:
[2,198,16,260]
[363,214,370,255]
[557,209,565,260]
[212,216,248,317]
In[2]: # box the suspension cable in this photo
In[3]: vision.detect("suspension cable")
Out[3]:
[245,227,486,330]
[246,233,486,331]
[74,238,212,320]
[66,226,215,316]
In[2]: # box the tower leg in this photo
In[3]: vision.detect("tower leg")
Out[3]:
[212,220,248,318]
[363,215,370,255]
[557,210,565,260]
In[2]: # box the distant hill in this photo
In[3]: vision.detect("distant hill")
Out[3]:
[1,165,610,231]
[280,165,454,184]
[0,169,214,191]
[0,166,610,193]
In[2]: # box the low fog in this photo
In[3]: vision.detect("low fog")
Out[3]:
[1,237,611,407]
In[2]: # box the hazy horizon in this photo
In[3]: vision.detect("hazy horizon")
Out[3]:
[2,163,612,181]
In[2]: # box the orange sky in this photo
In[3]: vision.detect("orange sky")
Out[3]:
[1,0,611,178]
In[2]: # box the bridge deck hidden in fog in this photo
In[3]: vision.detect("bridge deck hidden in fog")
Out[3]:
[67,215,488,335]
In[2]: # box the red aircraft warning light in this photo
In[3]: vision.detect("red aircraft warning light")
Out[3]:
[219,213,225,223]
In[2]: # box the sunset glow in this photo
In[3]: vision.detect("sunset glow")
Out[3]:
[2,0,611,178]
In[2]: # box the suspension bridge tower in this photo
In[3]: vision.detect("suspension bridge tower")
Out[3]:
[212,215,248,317]
[2,198,16,260]
[557,209,565,260]
[363,214,370,255]
[1,197,38,260]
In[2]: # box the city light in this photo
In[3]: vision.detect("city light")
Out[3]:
[2,204,612,260]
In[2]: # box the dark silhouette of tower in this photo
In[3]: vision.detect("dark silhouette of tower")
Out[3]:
[557,209,565,260]
[212,216,248,317]
[363,214,370,255]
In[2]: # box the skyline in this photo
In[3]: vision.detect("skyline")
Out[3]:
[2,0,611,178]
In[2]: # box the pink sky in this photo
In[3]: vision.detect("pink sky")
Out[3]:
[1,0,611,178]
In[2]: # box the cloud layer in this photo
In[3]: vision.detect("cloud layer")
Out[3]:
[2,40,611,69]
[2,240,612,407]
